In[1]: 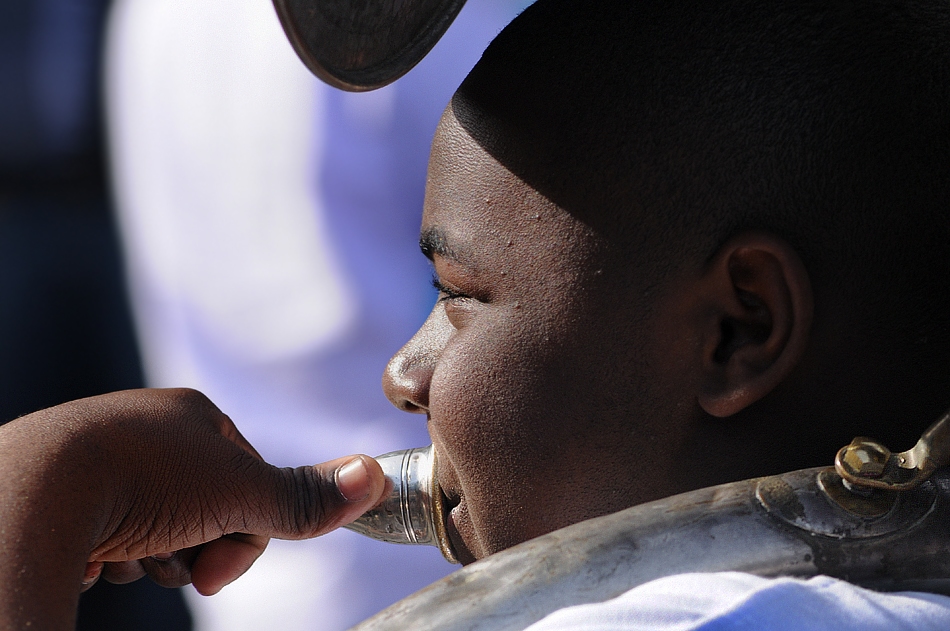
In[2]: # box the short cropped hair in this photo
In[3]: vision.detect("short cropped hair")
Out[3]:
[454,0,950,408]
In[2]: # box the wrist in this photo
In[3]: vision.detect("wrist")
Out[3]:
[0,406,118,629]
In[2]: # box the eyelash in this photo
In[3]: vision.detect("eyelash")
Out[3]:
[431,275,470,302]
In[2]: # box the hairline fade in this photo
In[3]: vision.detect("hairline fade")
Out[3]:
[451,0,950,356]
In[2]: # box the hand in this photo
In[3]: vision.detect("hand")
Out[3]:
[0,388,386,630]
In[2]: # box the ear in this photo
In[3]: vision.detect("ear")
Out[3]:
[696,231,813,418]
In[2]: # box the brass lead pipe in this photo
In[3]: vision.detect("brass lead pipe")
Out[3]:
[343,410,950,631]
[344,445,458,564]
[350,466,950,631]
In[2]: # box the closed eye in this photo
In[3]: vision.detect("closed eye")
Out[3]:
[431,275,470,302]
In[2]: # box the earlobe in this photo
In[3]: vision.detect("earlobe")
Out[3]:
[696,232,813,418]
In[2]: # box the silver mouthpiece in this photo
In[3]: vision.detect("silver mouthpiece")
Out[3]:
[343,445,458,564]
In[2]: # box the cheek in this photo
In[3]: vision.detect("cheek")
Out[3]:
[428,322,533,472]
[428,297,690,556]
[427,311,602,555]
[426,319,548,549]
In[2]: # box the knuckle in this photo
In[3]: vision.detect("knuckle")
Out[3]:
[101,560,147,585]
[141,549,198,588]
[141,561,188,588]
[169,387,214,415]
[275,466,335,537]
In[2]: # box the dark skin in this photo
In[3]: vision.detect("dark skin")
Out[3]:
[382,108,815,563]
[0,388,386,630]
[0,109,853,622]
[0,111,816,614]
[3,0,948,621]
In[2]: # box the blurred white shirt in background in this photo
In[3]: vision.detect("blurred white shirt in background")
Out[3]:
[104,0,526,628]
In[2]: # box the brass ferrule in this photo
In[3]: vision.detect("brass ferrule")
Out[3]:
[343,445,458,564]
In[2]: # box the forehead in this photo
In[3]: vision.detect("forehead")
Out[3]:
[426,108,529,227]
[423,108,590,259]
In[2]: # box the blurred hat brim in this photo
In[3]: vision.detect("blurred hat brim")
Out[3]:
[273,0,469,91]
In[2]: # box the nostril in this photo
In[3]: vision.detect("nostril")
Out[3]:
[382,354,431,413]
[390,370,430,413]
[399,399,427,413]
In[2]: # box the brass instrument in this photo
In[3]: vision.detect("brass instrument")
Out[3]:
[344,411,950,631]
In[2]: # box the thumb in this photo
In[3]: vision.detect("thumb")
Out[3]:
[263,454,388,539]
[188,454,386,595]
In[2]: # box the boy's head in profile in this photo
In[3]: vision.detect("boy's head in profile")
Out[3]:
[381,0,950,564]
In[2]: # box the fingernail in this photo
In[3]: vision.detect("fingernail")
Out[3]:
[82,561,103,585]
[151,552,175,561]
[336,457,372,502]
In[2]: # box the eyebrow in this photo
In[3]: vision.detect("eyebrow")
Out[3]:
[419,227,462,262]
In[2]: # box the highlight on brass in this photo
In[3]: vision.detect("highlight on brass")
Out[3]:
[344,445,459,564]
[835,409,950,492]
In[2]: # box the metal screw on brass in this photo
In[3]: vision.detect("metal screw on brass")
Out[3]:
[835,409,950,492]
[840,438,891,478]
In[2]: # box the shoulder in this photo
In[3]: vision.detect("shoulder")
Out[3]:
[524,572,950,631]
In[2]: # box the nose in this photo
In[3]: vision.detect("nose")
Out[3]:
[383,306,451,413]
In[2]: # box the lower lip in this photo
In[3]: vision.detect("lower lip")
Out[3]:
[447,504,460,531]
[442,496,459,538]
[445,503,475,564]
